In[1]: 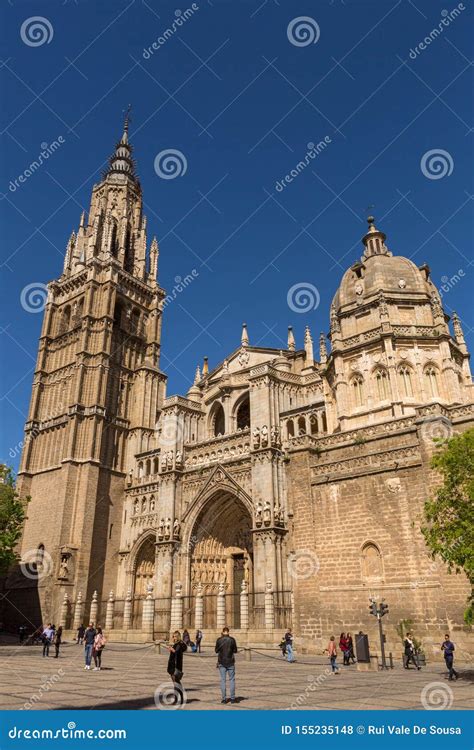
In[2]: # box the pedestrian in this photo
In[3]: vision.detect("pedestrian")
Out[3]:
[339,632,349,666]
[441,633,459,681]
[327,635,339,674]
[165,630,187,704]
[284,627,295,663]
[347,632,356,664]
[42,623,54,657]
[93,627,106,671]
[19,625,26,644]
[195,629,203,653]
[77,624,85,645]
[278,635,287,658]
[83,622,97,670]
[54,626,62,658]
[182,628,191,646]
[215,626,238,704]
[403,632,421,670]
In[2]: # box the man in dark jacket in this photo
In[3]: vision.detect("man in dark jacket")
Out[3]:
[83,623,96,670]
[166,630,187,704]
[403,632,420,670]
[441,634,458,681]
[215,626,238,704]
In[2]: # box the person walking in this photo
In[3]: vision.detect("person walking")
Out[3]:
[327,635,339,674]
[441,634,459,681]
[42,624,54,657]
[284,628,295,663]
[404,632,420,670]
[93,627,106,671]
[83,623,97,670]
[215,626,238,704]
[77,624,85,645]
[339,632,349,666]
[347,633,356,664]
[54,626,63,658]
[195,629,203,653]
[165,630,187,704]
[182,629,191,647]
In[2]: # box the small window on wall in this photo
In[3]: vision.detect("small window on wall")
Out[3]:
[424,367,439,397]
[287,420,295,439]
[213,403,225,437]
[361,543,383,581]
[398,366,413,397]
[375,369,390,401]
[236,394,250,430]
[351,375,364,407]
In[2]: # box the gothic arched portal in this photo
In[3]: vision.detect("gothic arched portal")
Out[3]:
[133,536,156,597]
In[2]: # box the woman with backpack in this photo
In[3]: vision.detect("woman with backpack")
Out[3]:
[93,627,106,671]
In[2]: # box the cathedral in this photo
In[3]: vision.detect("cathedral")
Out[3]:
[5,117,473,657]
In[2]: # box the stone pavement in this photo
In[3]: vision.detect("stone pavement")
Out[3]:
[0,638,472,711]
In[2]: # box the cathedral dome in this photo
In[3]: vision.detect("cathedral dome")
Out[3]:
[332,217,430,313]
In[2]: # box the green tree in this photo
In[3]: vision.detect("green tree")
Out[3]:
[422,429,474,624]
[0,465,29,577]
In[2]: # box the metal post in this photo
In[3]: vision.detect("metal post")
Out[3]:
[377,612,387,669]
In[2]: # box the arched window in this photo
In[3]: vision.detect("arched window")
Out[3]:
[322,412,327,432]
[131,309,140,336]
[153,457,159,474]
[425,367,439,397]
[398,366,413,397]
[236,394,250,430]
[310,413,319,435]
[36,544,45,569]
[361,542,383,581]
[138,461,144,479]
[212,402,225,437]
[287,420,295,439]
[351,375,364,407]
[297,416,306,435]
[145,459,151,476]
[59,306,71,334]
[375,369,390,401]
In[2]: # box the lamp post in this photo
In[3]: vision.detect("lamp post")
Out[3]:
[369,597,389,669]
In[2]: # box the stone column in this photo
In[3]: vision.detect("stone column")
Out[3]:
[89,590,98,625]
[59,592,69,628]
[105,590,115,631]
[123,589,132,631]
[264,579,275,630]
[73,592,84,630]
[170,582,183,631]
[217,582,226,629]
[240,581,249,630]
[142,583,154,637]
[194,583,204,630]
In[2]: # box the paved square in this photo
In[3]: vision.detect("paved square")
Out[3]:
[0,636,472,711]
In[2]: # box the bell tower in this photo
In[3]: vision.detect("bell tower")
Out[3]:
[15,115,167,623]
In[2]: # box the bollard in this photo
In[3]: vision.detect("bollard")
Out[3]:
[59,592,69,628]
[89,590,98,625]
[123,589,132,631]
[264,579,274,630]
[216,582,226,629]
[243,647,252,662]
[195,583,204,630]
[240,581,249,630]
[73,591,84,630]
[142,583,154,636]
[170,582,183,630]
[105,590,115,631]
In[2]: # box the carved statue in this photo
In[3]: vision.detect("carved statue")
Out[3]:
[176,450,182,466]
[261,425,268,447]
[255,501,263,527]
[158,518,165,539]
[252,426,260,449]
[58,557,69,580]
[173,518,180,538]
[165,517,171,538]
[271,425,280,447]
[263,500,271,526]
[167,451,173,469]
[274,502,282,524]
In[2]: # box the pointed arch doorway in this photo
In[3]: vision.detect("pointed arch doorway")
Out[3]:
[190,491,253,628]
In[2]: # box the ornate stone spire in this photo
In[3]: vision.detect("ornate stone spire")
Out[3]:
[241,323,249,347]
[194,364,201,384]
[106,108,138,181]
[452,312,467,352]
[149,236,159,280]
[202,356,209,376]
[361,216,391,260]
[287,326,295,352]
[319,332,328,364]
[304,325,314,365]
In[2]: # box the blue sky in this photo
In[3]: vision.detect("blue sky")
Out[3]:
[1,0,473,469]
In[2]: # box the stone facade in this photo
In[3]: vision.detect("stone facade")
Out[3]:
[5,120,473,657]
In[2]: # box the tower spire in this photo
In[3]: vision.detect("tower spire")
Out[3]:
[319,332,328,364]
[361,215,391,260]
[241,323,249,348]
[303,325,314,367]
[106,107,138,181]
[287,326,295,352]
